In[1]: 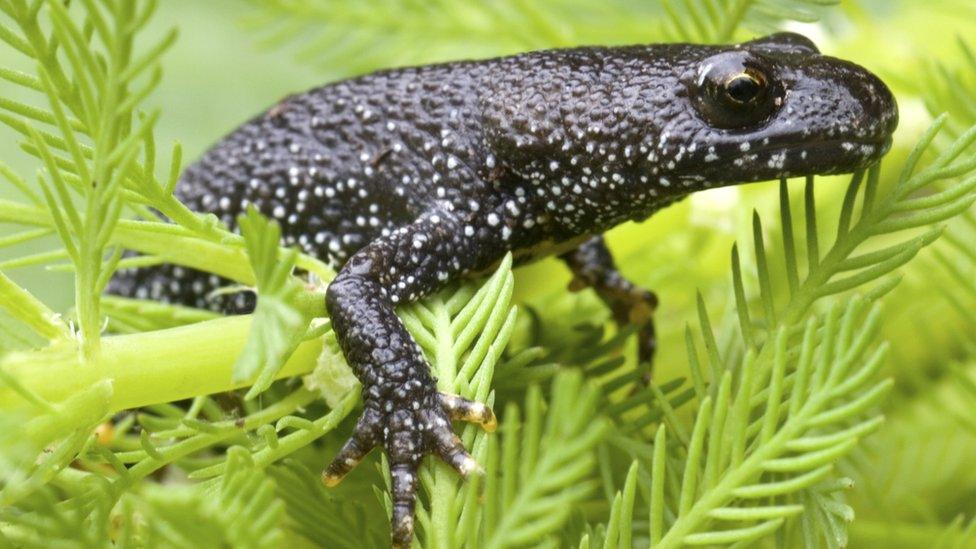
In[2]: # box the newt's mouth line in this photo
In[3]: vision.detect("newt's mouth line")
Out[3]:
[752,135,893,157]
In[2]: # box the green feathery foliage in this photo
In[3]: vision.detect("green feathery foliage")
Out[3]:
[234,206,323,398]
[140,447,286,548]
[242,0,842,76]
[634,300,889,548]
[921,39,976,142]
[658,0,838,43]
[1,1,976,548]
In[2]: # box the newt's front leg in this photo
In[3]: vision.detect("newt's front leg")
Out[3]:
[322,210,496,548]
[561,236,658,364]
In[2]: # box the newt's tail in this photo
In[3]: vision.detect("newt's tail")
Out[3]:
[106,262,256,315]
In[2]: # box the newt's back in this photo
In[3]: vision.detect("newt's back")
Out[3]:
[175,60,495,268]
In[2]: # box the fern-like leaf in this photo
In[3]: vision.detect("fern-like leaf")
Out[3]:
[627,299,890,547]
[267,460,387,548]
[234,207,321,398]
[397,254,515,547]
[481,371,610,548]
[660,0,839,43]
[141,447,285,548]
[921,39,976,141]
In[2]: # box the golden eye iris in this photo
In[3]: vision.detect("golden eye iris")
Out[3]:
[724,72,765,104]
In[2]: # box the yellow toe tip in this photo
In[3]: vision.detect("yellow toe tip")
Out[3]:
[322,472,343,487]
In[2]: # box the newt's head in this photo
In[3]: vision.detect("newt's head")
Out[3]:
[652,32,898,187]
[480,33,897,226]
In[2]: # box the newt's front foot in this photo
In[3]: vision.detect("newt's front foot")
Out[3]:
[322,390,495,548]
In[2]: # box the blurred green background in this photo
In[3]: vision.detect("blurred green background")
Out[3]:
[1,0,318,308]
[3,1,976,546]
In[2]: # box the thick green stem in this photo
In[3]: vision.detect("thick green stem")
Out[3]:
[74,256,101,359]
[0,314,323,411]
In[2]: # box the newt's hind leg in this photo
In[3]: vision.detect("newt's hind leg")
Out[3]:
[561,235,658,365]
[322,210,497,548]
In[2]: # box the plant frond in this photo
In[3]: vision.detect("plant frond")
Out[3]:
[498,319,697,440]
[921,39,976,142]
[846,361,976,536]
[241,0,664,74]
[480,371,610,549]
[0,478,119,548]
[0,379,113,507]
[395,254,515,547]
[234,207,321,398]
[659,0,839,43]
[692,119,976,384]
[139,447,285,548]
[267,459,387,548]
[608,300,889,547]
[0,0,177,355]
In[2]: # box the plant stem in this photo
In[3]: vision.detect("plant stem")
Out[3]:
[0,199,334,283]
[0,314,323,411]
[120,387,330,489]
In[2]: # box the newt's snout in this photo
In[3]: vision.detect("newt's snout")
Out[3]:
[778,55,899,172]
[849,61,899,147]
[815,55,898,147]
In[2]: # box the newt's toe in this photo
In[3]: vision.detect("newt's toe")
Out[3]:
[431,421,483,478]
[390,462,419,548]
[439,392,497,432]
[322,409,381,487]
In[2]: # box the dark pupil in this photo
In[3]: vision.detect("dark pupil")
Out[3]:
[726,74,761,103]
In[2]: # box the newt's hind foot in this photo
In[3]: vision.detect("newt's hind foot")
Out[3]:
[608,287,658,365]
[322,391,495,548]
[561,236,659,367]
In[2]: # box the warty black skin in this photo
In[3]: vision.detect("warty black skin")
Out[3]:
[108,32,897,547]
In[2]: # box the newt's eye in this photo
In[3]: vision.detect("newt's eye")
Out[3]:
[692,52,781,129]
[725,72,764,103]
